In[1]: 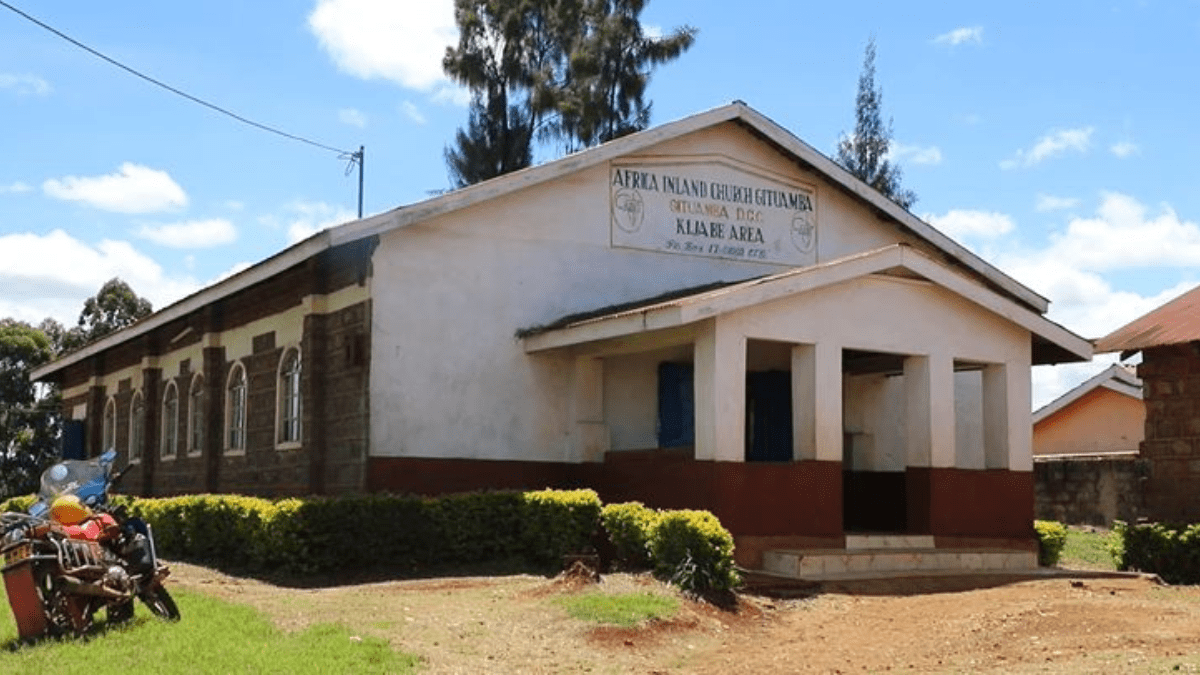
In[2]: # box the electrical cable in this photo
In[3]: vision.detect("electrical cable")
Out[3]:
[0,0,355,158]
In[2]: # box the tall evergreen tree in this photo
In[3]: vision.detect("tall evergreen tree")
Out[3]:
[445,94,534,188]
[836,37,916,209]
[443,0,556,186]
[548,0,696,151]
[443,0,695,185]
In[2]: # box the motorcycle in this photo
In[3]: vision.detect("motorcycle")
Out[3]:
[1,450,179,640]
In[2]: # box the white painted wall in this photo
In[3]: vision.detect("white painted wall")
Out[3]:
[367,123,1035,467]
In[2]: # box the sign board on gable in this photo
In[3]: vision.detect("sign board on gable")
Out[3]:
[610,159,817,266]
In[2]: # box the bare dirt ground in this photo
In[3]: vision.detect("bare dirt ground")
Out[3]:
[169,562,1200,674]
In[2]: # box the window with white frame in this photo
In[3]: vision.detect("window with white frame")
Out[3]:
[225,363,247,453]
[161,382,179,459]
[129,391,144,463]
[187,374,204,456]
[102,397,117,452]
[278,348,301,444]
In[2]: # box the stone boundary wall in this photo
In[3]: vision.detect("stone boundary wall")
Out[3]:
[1034,453,1147,526]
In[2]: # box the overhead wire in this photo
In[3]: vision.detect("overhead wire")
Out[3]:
[0,0,357,159]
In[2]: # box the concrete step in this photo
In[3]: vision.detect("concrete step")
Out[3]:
[761,547,1037,581]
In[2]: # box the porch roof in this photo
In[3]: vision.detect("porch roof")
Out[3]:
[520,244,1092,366]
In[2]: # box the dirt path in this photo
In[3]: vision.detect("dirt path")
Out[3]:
[168,563,1200,674]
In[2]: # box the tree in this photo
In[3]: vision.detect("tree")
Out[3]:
[836,37,916,210]
[0,319,59,498]
[547,0,696,151]
[443,0,553,186]
[443,0,696,185]
[445,94,535,188]
[60,278,153,353]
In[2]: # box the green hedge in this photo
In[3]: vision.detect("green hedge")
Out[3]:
[600,502,659,570]
[1034,520,1068,567]
[120,489,603,575]
[4,488,739,595]
[1110,520,1200,584]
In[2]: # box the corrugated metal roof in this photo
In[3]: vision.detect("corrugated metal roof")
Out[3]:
[1095,284,1200,354]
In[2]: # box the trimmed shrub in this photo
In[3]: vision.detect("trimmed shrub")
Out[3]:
[1034,520,1068,567]
[601,502,660,570]
[521,489,603,564]
[649,510,740,595]
[1111,520,1200,584]
[0,494,36,514]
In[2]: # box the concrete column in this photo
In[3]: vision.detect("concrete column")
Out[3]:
[793,342,842,462]
[694,319,745,462]
[987,361,1031,471]
[982,364,1008,469]
[905,353,956,468]
[571,356,609,462]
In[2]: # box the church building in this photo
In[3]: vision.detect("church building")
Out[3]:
[32,103,1092,572]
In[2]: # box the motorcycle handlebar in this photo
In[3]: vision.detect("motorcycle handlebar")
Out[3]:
[110,463,133,489]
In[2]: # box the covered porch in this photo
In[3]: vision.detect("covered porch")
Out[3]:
[522,245,1091,572]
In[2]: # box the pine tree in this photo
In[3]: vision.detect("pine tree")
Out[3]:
[547,0,696,151]
[836,37,916,209]
[443,0,695,185]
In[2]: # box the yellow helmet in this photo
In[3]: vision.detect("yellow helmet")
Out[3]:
[50,495,91,526]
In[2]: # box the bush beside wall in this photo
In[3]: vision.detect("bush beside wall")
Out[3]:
[4,489,739,595]
[1111,520,1200,584]
[1034,519,1068,567]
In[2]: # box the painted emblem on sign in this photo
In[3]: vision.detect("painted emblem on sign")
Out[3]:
[612,188,644,233]
[790,211,816,253]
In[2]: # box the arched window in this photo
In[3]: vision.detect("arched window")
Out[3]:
[225,362,247,453]
[102,397,117,453]
[129,391,144,463]
[277,348,301,444]
[161,382,179,459]
[187,374,205,456]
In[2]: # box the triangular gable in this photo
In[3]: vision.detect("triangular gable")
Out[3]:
[331,102,1047,313]
[1032,364,1142,425]
[33,102,1059,382]
[521,244,1091,366]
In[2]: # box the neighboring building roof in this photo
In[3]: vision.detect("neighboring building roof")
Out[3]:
[33,101,1060,382]
[1095,283,1200,355]
[1032,364,1142,426]
[521,244,1093,365]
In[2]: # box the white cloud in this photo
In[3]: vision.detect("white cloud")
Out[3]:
[432,85,470,107]
[925,210,1014,239]
[308,0,457,91]
[1000,127,1094,169]
[0,181,32,194]
[43,163,188,214]
[1043,192,1200,271]
[1110,141,1140,158]
[1035,194,1079,212]
[890,142,943,166]
[0,73,51,96]
[0,229,200,324]
[991,193,1200,340]
[137,219,238,249]
[400,101,427,125]
[260,201,357,245]
[339,108,368,128]
[933,26,983,46]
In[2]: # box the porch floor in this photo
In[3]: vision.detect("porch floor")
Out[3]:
[761,534,1037,581]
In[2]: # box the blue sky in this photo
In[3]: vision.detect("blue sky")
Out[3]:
[1,0,1198,406]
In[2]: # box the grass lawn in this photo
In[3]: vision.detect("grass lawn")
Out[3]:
[1058,526,1119,571]
[0,583,419,674]
[557,590,680,627]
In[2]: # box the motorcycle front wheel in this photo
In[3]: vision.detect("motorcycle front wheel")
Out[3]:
[139,585,180,621]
